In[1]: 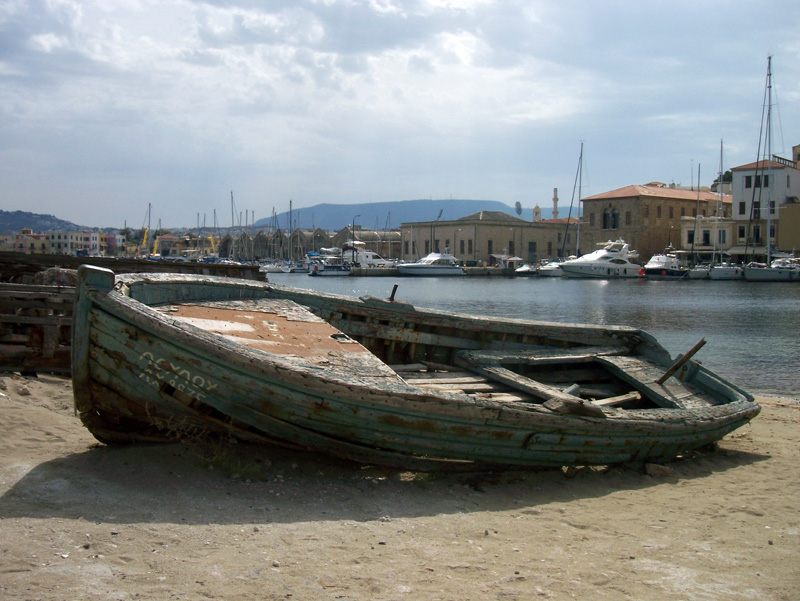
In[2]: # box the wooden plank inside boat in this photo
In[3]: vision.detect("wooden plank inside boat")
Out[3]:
[156,299,401,380]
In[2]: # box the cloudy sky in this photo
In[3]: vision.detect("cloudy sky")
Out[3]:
[1,1,798,229]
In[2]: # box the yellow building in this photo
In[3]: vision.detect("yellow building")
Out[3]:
[581,183,728,262]
[399,211,576,266]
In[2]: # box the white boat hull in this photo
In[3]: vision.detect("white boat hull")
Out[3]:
[743,266,800,282]
[709,265,744,280]
[396,265,465,276]
[561,264,642,278]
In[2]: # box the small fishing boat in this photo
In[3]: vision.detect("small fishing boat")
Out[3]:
[397,252,465,276]
[72,266,759,471]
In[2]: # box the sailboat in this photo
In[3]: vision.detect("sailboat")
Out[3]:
[528,143,584,277]
[743,57,800,282]
[707,140,744,280]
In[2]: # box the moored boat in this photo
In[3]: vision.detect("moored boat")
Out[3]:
[743,258,800,282]
[514,263,538,277]
[537,259,569,277]
[560,240,643,279]
[709,263,745,280]
[71,266,759,471]
[642,250,688,280]
[397,252,465,276]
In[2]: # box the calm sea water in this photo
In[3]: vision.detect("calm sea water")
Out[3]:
[266,273,800,399]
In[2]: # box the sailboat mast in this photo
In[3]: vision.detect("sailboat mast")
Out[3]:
[766,56,773,264]
[577,141,583,256]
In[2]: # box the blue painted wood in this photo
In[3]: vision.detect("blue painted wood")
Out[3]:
[71,266,761,470]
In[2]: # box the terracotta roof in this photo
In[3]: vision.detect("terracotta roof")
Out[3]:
[730,159,794,171]
[457,211,527,222]
[582,184,730,203]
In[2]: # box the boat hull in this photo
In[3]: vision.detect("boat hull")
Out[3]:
[560,264,642,278]
[396,266,465,276]
[709,266,744,280]
[743,266,800,282]
[72,267,760,470]
[643,268,688,281]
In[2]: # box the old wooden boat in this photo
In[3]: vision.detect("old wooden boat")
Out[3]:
[72,265,759,470]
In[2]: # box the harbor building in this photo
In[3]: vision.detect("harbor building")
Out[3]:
[398,210,577,266]
[726,145,800,260]
[580,183,728,262]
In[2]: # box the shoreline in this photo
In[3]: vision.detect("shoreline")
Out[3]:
[1,373,798,600]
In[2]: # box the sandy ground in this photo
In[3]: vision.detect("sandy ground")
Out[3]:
[0,373,797,601]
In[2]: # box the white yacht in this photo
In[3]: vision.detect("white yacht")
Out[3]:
[560,240,643,279]
[397,252,465,276]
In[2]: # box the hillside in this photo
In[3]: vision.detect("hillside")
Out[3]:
[1,199,557,237]
[257,199,553,232]
[0,210,85,236]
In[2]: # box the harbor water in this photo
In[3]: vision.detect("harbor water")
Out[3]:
[265,273,800,399]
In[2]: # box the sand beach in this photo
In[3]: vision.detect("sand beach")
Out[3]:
[1,373,797,600]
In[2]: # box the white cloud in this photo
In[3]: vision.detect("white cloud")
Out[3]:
[0,0,798,227]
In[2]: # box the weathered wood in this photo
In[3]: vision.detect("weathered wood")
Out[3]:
[543,397,607,418]
[0,282,74,373]
[592,391,642,407]
[68,265,761,471]
[657,338,707,384]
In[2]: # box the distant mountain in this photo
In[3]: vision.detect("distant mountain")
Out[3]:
[256,199,553,232]
[0,210,87,236]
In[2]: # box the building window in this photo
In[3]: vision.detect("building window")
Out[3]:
[738,226,746,240]
[669,206,674,219]
[739,201,746,215]
[625,211,632,225]
[509,240,514,255]
[745,175,752,188]
[459,239,465,254]
[557,233,562,243]
[753,200,760,215]
[602,209,611,229]
[656,206,662,219]
[404,241,409,254]
[687,230,695,244]
[643,206,649,218]
[770,200,775,214]
[680,207,685,217]
[770,224,776,239]
[487,240,493,255]
[611,208,619,229]
[718,230,726,245]
[425,240,430,254]
[468,239,473,254]
[547,241,552,256]
[702,230,711,245]
[528,241,537,259]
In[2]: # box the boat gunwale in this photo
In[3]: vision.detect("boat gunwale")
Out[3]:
[86,271,759,427]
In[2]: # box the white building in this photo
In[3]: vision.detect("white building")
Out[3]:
[728,144,800,258]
